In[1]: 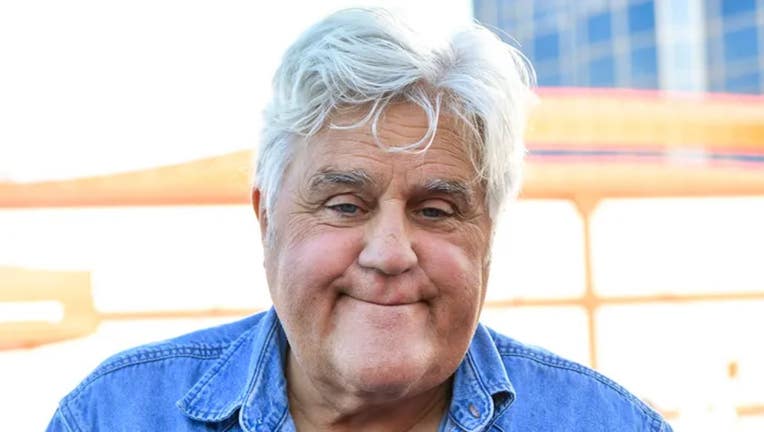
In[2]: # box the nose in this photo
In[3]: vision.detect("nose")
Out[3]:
[358,205,417,275]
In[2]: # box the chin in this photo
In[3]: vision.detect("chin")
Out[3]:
[332,346,438,398]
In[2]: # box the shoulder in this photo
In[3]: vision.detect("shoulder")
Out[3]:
[69,313,264,396]
[484,327,672,432]
[51,312,267,431]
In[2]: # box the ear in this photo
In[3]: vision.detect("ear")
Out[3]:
[251,188,269,242]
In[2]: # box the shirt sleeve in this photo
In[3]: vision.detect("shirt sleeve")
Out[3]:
[46,407,75,432]
[660,419,675,432]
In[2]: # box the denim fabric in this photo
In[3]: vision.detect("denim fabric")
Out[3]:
[47,308,672,431]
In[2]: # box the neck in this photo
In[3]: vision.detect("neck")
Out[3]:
[286,352,451,432]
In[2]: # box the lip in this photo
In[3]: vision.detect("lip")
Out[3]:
[341,294,421,307]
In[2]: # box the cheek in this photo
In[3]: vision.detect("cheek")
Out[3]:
[269,227,363,313]
[419,235,487,312]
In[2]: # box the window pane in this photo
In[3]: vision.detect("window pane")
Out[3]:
[536,59,562,86]
[598,302,764,412]
[628,1,656,33]
[533,0,559,23]
[539,72,562,86]
[498,0,517,29]
[587,12,612,43]
[481,306,590,366]
[591,198,764,296]
[630,45,657,77]
[723,26,759,63]
[588,55,615,86]
[631,75,658,89]
[725,70,761,94]
[473,0,489,24]
[533,32,560,61]
[709,79,726,93]
[0,207,269,311]
[488,200,585,300]
[721,0,756,17]
[630,44,658,89]
[671,42,694,72]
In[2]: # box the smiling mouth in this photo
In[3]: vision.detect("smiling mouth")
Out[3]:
[341,294,421,307]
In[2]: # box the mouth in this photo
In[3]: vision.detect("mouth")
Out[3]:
[340,293,422,308]
[337,294,426,331]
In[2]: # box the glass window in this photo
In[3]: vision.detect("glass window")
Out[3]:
[533,32,560,62]
[671,43,694,72]
[536,59,562,85]
[627,1,655,33]
[587,12,612,43]
[725,70,761,94]
[488,200,585,301]
[598,302,764,411]
[592,198,764,296]
[631,43,659,89]
[588,55,615,86]
[481,307,591,366]
[630,45,657,77]
[532,1,559,23]
[0,206,270,311]
[497,0,517,30]
[473,0,485,23]
[535,64,562,86]
[539,73,562,86]
[721,0,756,17]
[474,0,500,28]
[709,79,726,93]
[667,0,691,26]
[631,74,658,89]
[723,26,759,63]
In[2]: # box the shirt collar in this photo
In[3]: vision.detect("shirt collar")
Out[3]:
[448,323,516,431]
[177,310,515,431]
[177,307,291,431]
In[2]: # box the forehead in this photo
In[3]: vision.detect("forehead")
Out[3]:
[295,104,479,184]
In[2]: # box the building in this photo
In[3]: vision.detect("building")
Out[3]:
[474,0,763,94]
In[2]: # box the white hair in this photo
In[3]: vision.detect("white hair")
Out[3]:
[255,7,535,220]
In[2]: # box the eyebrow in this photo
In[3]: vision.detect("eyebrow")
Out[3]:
[420,178,476,208]
[306,168,476,207]
[308,168,375,191]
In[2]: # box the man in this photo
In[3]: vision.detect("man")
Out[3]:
[47,8,672,431]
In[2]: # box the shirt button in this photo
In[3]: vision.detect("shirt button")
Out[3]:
[468,403,480,418]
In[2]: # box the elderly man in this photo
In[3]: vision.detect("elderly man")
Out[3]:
[47,8,671,432]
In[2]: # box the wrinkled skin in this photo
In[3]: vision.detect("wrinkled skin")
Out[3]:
[253,103,493,431]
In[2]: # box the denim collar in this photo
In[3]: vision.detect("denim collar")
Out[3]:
[449,324,516,431]
[177,308,515,431]
[177,307,290,430]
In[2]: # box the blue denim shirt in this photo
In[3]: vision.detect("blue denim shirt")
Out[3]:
[47,308,671,431]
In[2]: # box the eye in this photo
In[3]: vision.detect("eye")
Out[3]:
[329,203,361,215]
[416,200,455,219]
[324,195,368,218]
[420,207,451,218]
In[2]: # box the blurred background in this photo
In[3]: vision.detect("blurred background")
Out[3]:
[1,0,763,430]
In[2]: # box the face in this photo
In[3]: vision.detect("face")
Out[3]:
[256,103,492,402]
